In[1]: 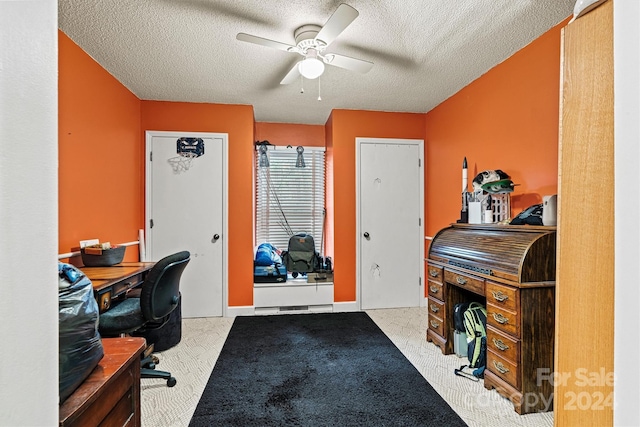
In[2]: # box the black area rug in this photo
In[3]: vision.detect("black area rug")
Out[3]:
[189,312,467,427]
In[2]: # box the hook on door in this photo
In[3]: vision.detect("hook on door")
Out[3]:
[363,232,370,240]
[211,233,220,243]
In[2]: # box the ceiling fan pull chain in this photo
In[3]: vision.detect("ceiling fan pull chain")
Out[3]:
[318,77,322,101]
[300,74,304,93]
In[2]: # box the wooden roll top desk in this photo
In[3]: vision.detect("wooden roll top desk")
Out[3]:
[426,224,556,414]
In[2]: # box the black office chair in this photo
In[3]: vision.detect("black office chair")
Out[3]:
[98,250,190,387]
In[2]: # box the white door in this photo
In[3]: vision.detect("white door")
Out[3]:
[358,138,424,310]
[146,131,226,318]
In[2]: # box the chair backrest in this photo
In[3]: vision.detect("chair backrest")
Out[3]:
[140,251,190,323]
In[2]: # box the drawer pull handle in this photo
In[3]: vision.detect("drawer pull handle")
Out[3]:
[429,269,439,278]
[492,338,510,351]
[430,320,440,329]
[429,285,439,294]
[491,290,509,302]
[492,312,510,324]
[493,361,510,374]
[430,304,439,313]
[456,276,467,285]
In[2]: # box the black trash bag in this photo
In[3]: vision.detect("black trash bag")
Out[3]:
[58,262,104,404]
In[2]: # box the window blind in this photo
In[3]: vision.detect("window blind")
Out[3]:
[256,147,325,251]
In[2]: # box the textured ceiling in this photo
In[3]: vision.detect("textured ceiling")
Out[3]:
[58,0,574,125]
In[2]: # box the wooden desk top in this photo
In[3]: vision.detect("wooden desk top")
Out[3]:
[81,262,154,292]
[59,337,146,426]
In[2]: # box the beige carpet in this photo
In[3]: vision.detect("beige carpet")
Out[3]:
[140,307,553,427]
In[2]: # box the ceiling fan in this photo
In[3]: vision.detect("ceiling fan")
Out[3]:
[236,3,373,84]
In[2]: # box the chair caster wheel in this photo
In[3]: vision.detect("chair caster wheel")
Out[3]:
[167,377,177,387]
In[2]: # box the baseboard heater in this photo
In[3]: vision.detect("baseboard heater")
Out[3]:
[254,304,333,315]
[280,305,309,312]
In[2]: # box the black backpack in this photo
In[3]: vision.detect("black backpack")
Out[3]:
[281,232,320,275]
[453,302,470,333]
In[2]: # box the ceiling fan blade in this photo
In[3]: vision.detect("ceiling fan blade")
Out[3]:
[236,33,298,53]
[314,4,359,46]
[324,53,373,74]
[280,62,301,85]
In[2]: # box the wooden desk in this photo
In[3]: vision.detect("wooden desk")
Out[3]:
[427,224,556,414]
[59,337,146,427]
[81,262,154,312]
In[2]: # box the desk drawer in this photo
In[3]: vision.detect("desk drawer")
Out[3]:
[488,349,520,389]
[427,280,444,300]
[487,325,520,364]
[486,302,520,337]
[445,269,484,295]
[427,264,444,283]
[112,273,144,296]
[486,281,518,312]
[428,313,445,338]
[96,290,112,313]
[428,297,445,317]
[66,364,134,427]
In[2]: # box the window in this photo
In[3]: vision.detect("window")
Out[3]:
[255,147,325,251]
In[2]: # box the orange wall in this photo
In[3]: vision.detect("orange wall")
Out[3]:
[424,19,567,237]
[60,17,566,309]
[140,101,255,307]
[58,31,142,261]
[255,122,325,147]
[328,110,426,302]
[59,31,256,306]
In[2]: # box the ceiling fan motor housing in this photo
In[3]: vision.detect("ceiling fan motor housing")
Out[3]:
[293,24,326,54]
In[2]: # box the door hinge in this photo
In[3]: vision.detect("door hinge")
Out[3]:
[150,219,154,228]
[418,158,421,167]
[419,277,422,286]
[419,218,422,226]
[150,152,152,161]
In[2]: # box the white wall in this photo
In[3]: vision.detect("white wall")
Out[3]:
[0,1,59,426]
[614,1,640,425]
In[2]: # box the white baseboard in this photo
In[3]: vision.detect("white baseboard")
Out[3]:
[332,301,359,312]
[225,306,254,317]
[227,300,364,317]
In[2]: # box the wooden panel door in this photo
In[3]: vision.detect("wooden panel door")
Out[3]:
[556,1,614,425]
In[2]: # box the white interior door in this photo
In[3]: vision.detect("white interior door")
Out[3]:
[146,131,226,318]
[358,138,424,310]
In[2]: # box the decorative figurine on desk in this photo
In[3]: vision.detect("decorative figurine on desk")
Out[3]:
[457,157,469,223]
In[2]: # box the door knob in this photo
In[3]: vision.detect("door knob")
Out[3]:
[212,234,220,243]
[363,232,370,240]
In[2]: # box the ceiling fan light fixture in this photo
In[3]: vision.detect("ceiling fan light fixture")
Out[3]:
[298,49,325,79]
